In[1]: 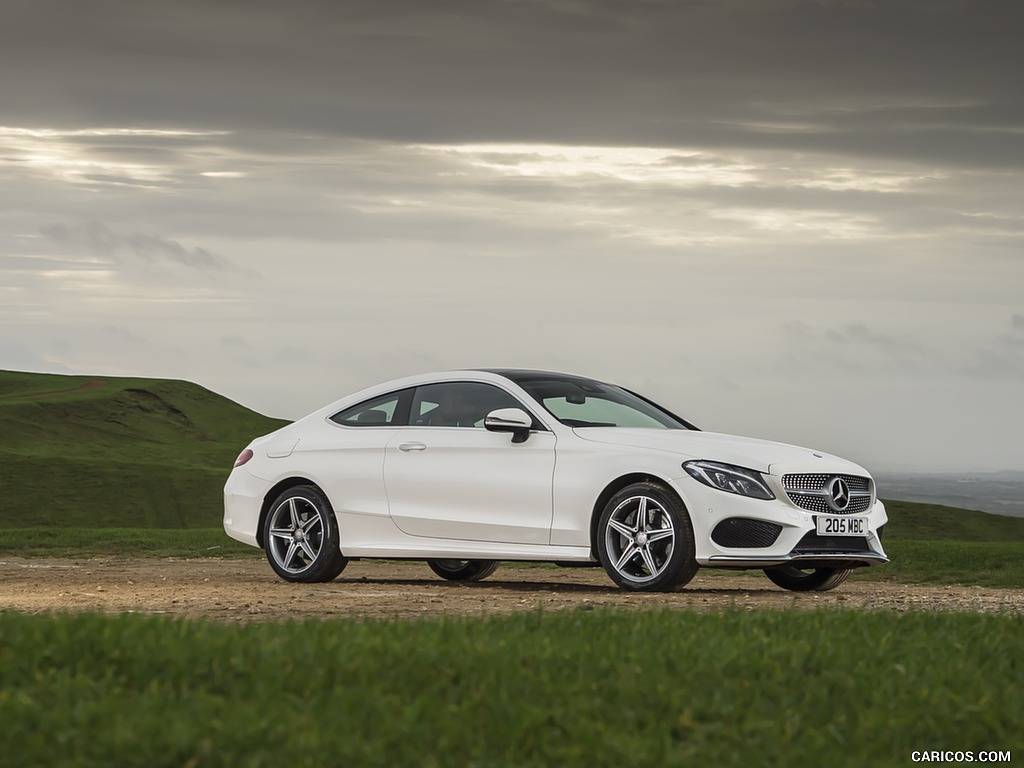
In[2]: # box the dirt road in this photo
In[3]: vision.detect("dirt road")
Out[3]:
[2,557,1021,621]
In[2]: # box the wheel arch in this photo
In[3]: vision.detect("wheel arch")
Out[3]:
[588,472,687,556]
[256,476,330,548]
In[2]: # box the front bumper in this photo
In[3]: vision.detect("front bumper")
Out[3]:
[670,473,889,570]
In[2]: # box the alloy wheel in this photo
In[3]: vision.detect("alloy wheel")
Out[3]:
[267,496,325,575]
[603,494,676,583]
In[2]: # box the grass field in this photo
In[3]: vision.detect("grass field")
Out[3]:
[0,527,257,559]
[850,540,1024,588]
[1,609,1019,768]
[880,499,1024,540]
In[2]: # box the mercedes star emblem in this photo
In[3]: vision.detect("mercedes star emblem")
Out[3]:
[828,477,851,511]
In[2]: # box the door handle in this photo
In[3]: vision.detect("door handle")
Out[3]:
[398,441,427,452]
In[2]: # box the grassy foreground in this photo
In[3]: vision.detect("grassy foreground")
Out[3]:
[1,609,1020,768]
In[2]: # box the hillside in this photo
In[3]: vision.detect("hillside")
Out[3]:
[0,370,288,528]
[881,499,1024,541]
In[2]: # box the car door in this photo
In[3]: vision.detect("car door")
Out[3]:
[383,381,556,544]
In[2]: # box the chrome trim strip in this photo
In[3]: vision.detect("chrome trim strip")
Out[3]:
[484,416,530,427]
[706,551,889,567]
[786,489,872,497]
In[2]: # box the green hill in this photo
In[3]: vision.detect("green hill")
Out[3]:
[881,499,1024,541]
[0,370,287,528]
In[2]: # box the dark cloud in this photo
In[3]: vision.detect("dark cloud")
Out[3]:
[2,0,1022,167]
[39,221,236,271]
[964,346,1024,379]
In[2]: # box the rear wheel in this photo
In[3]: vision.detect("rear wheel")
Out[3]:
[262,485,348,583]
[763,565,852,592]
[596,482,698,592]
[427,559,499,582]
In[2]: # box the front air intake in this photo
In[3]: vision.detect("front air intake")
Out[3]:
[711,518,783,549]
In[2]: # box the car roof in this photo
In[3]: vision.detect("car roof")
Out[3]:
[476,368,606,386]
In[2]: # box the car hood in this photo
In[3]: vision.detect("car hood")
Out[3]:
[571,428,868,477]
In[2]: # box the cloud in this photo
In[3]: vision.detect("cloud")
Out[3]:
[1012,314,1024,330]
[221,335,252,350]
[101,325,148,346]
[823,324,933,357]
[39,221,237,272]
[0,337,73,374]
[964,348,1024,379]
[780,321,941,376]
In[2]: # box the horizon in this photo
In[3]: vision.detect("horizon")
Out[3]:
[2,1,1022,474]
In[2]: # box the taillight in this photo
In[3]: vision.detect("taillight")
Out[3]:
[233,448,254,468]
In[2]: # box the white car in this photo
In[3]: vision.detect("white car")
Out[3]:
[224,369,888,592]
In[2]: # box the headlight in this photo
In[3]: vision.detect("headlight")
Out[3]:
[683,460,774,500]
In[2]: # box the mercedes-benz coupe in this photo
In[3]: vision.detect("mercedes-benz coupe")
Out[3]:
[224,369,888,592]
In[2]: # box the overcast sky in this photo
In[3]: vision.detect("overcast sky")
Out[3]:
[2,0,1022,472]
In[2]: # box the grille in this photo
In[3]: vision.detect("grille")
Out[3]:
[782,473,873,515]
[784,474,871,492]
[711,518,783,549]
[793,531,869,552]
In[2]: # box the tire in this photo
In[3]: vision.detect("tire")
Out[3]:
[426,559,499,582]
[763,566,853,592]
[596,481,698,592]
[262,485,348,583]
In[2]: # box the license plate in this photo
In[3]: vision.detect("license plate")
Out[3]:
[816,515,868,536]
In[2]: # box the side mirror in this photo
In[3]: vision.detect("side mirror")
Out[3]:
[484,408,533,443]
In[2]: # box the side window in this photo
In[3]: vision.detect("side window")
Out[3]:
[411,382,527,428]
[330,389,410,427]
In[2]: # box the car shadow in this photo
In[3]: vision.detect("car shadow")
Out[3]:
[332,576,783,596]
[334,576,614,593]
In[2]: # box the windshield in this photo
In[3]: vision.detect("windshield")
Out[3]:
[515,377,689,429]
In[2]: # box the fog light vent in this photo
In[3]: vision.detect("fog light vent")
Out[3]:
[711,518,783,549]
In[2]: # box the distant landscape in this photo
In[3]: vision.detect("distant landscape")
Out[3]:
[877,471,1024,518]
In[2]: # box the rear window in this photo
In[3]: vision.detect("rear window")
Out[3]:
[330,389,411,426]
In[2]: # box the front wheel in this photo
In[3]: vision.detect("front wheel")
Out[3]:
[596,482,698,592]
[427,559,499,582]
[262,485,348,583]
[763,566,852,592]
